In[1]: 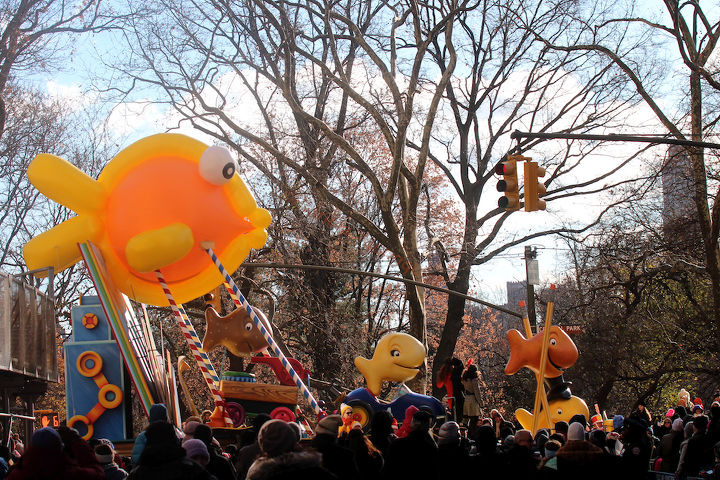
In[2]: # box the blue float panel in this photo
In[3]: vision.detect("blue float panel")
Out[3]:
[64,341,127,441]
[71,304,111,342]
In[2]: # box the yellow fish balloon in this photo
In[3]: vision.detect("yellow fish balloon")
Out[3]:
[354,332,426,396]
[514,395,590,432]
[23,134,271,306]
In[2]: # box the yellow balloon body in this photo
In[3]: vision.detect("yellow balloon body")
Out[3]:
[354,332,426,396]
[23,134,271,306]
[515,395,590,432]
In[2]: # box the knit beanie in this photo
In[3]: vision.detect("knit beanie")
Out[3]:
[193,423,214,447]
[149,403,169,423]
[568,414,587,428]
[94,444,114,464]
[258,419,297,457]
[31,427,63,450]
[567,422,585,441]
[183,438,209,461]
[315,415,343,436]
[612,415,624,431]
[672,418,684,432]
[692,415,709,431]
[438,421,460,445]
[544,439,561,458]
[287,421,302,442]
[666,408,675,418]
[145,421,179,446]
[183,420,200,436]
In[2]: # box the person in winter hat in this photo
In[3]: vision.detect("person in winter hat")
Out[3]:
[183,439,210,467]
[127,421,213,480]
[131,403,169,465]
[310,415,360,480]
[95,443,128,480]
[193,423,236,480]
[257,420,298,458]
[234,413,271,480]
[9,426,103,480]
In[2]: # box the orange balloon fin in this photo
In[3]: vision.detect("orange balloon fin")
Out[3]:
[504,329,527,375]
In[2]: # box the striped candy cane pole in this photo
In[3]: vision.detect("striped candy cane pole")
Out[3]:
[203,247,322,415]
[155,270,234,427]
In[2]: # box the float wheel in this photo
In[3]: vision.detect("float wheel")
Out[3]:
[346,400,372,431]
[225,402,246,427]
[270,406,296,422]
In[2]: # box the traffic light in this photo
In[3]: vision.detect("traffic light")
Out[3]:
[524,160,546,211]
[495,156,520,211]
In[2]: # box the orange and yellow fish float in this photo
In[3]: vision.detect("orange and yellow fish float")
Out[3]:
[515,395,590,431]
[23,133,271,306]
[504,326,578,378]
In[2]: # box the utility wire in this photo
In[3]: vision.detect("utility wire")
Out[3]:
[240,262,523,318]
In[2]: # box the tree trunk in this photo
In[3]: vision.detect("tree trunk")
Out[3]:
[431,267,471,398]
[688,70,720,329]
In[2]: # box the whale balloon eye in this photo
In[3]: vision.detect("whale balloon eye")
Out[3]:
[245,322,253,332]
[391,350,400,357]
[199,146,238,185]
[550,338,557,346]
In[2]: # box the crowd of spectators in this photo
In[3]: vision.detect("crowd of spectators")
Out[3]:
[2,392,720,480]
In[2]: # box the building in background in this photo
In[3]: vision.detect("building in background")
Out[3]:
[661,146,702,252]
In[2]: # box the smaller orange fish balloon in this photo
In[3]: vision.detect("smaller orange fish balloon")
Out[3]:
[202,307,271,357]
[504,326,578,378]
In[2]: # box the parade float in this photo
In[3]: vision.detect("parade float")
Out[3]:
[22,134,321,439]
[504,291,589,433]
[344,332,444,430]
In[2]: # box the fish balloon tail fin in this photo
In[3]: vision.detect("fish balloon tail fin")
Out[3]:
[354,356,381,396]
[504,329,527,375]
[202,307,222,352]
[23,216,103,276]
[28,153,107,215]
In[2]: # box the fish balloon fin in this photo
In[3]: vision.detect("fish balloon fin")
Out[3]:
[28,154,106,215]
[504,329,527,375]
[355,356,381,396]
[125,223,194,272]
[202,307,222,352]
[515,408,534,430]
[23,215,103,276]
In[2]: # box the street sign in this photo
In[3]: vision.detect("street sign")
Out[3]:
[537,324,582,335]
[527,259,539,285]
[36,411,60,428]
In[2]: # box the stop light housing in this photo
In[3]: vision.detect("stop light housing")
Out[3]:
[524,160,546,211]
[495,157,520,211]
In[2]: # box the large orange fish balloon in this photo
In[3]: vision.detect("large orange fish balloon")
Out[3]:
[22,134,271,306]
[504,326,578,378]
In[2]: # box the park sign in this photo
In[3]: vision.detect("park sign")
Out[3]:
[537,324,583,335]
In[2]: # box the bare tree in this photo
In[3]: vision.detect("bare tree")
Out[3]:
[407,0,658,394]
[0,0,124,138]
[113,0,479,389]
[527,0,720,331]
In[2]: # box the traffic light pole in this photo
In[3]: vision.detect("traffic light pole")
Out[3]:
[525,246,538,332]
[510,130,720,149]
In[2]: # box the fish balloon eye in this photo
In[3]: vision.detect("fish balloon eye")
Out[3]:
[245,322,253,332]
[391,350,400,357]
[199,146,238,185]
[550,338,557,346]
